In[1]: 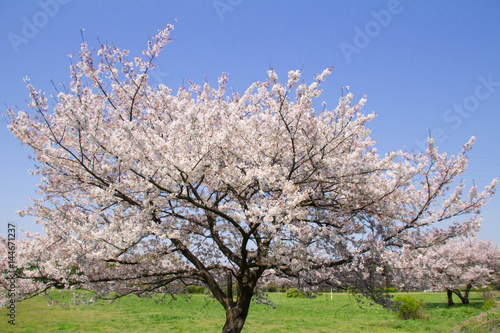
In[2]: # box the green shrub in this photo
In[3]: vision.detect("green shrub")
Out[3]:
[393,295,426,320]
[265,284,278,292]
[482,289,497,302]
[375,287,397,293]
[285,288,316,298]
[286,288,305,298]
[186,286,205,294]
[481,299,496,311]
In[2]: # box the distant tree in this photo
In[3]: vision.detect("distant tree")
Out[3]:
[492,273,500,291]
[1,25,497,332]
[413,238,500,306]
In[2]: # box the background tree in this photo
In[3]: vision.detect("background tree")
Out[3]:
[1,25,497,332]
[411,237,500,306]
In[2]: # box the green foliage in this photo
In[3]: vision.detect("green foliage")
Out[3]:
[286,288,305,298]
[264,284,278,292]
[479,289,498,311]
[481,289,497,302]
[481,299,496,311]
[452,303,500,333]
[394,295,426,320]
[285,288,315,298]
[186,286,205,294]
[374,287,397,293]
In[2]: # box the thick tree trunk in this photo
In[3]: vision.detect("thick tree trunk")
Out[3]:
[461,282,472,304]
[457,294,470,304]
[447,289,455,307]
[451,283,472,305]
[452,289,465,304]
[219,270,258,333]
[455,282,472,304]
[222,306,249,333]
[221,288,253,333]
[455,292,469,304]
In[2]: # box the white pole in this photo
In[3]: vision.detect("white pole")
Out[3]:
[330,289,333,299]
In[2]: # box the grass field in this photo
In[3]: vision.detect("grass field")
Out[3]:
[0,290,498,332]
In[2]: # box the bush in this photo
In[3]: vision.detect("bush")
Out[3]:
[375,287,397,293]
[286,288,305,298]
[265,284,278,293]
[285,288,315,298]
[186,285,205,294]
[482,289,497,302]
[482,299,496,311]
[393,295,426,320]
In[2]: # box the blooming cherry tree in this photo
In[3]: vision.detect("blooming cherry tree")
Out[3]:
[412,237,500,306]
[1,25,498,332]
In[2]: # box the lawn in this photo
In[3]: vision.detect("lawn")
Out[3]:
[0,290,498,332]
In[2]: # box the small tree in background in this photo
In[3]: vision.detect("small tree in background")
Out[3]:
[413,237,500,306]
[1,25,498,332]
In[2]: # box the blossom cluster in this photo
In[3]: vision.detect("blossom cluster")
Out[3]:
[1,25,497,314]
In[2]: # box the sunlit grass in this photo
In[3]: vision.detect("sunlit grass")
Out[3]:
[0,291,497,332]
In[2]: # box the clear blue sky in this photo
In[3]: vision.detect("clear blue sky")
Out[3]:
[1,0,499,244]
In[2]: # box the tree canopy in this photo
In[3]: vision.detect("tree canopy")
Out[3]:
[412,237,500,306]
[1,25,497,332]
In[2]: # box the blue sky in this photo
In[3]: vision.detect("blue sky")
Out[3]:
[1,0,499,244]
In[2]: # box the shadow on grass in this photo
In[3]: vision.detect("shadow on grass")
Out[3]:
[425,302,486,310]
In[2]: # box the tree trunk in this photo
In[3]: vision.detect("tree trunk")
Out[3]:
[451,284,471,305]
[447,289,455,307]
[458,282,472,304]
[220,272,256,333]
[222,305,249,333]
[207,266,264,332]
[455,292,469,304]
[455,281,472,304]
[221,288,253,333]
[453,289,469,304]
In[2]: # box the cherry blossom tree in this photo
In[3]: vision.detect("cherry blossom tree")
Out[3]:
[412,237,500,306]
[1,25,498,332]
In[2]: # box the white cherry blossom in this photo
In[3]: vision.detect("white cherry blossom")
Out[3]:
[1,25,497,333]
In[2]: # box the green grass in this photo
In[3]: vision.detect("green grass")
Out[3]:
[0,291,498,332]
